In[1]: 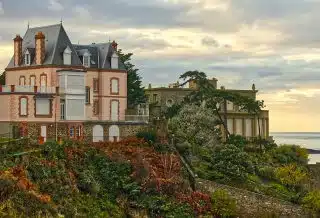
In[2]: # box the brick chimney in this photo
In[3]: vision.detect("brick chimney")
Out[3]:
[111,40,118,51]
[35,32,45,65]
[13,35,23,66]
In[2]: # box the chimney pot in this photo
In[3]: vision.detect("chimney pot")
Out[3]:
[111,40,118,51]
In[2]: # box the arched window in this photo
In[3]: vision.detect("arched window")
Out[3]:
[30,75,36,86]
[19,96,28,117]
[40,73,47,87]
[19,76,26,86]
[110,78,119,94]
[63,46,72,65]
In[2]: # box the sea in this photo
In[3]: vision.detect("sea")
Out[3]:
[271,132,320,164]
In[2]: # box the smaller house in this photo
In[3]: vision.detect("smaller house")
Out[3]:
[145,78,270,141]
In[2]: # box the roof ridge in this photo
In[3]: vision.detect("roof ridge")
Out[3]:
[29,23,61,30]
[50,24,62,64]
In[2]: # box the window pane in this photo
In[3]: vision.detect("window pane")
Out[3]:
[111,79,118,94]
[30,76,35,86]
[85,87,90,103]
[111,100,119,121]
[40,75,46,87]
[36,99,50,115]
[20,98,27,116]
[19,77,25,86]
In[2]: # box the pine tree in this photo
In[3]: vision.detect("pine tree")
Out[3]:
[118,49,146,109]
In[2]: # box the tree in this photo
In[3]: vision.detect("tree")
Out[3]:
[0,72,5,85]
[175,70,265,141]
[169,104,221,150]
[117,49,146,109]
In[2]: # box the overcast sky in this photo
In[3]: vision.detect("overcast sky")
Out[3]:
[0,0,320,132]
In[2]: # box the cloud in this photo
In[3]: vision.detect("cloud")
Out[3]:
[48,0,63,12]
[0,1,4,15]
[1,0,320,131]
[201,36,219,47]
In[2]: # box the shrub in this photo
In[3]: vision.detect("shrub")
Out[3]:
[211,189,237,218]
[136,131,157,145]
[302,190,320,216]
[275,164,309,188]
[210,144,254,182]
[272,145,309,165]
[257,166,275,180]
[226,135,248,149]
[177,191,212,215]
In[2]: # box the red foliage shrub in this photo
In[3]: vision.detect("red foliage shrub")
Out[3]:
[91,137,186,195]
[177,191,212,215]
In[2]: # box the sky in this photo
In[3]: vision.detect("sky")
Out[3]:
[0,0,320,132]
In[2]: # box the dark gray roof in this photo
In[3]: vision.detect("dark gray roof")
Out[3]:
[73,43,126,70]
[6,24,126,71]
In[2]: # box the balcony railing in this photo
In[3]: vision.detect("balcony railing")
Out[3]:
[0,85,57,94]
[64,114,149,123]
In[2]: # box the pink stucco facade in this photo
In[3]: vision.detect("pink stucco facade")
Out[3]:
[1,67,127,123]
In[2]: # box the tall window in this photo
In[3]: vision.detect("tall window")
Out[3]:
[93,78,99,92]
[93,100,99,115]
[63,46,72,65]
[85,87,90,104]
[40,74,47,87]
[30,75,36,86]
[25,53,30,65]
[60,100,65,120]
[19,97,28,117]
[76,126,82,137]
[111,100,119,121]
[83,55,90,67]
[110,78,119,94]
[69,126,75,138]
[19,76,26,86]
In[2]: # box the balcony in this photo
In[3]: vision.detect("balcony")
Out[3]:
[0,85,58,94]
[82,114,149,123]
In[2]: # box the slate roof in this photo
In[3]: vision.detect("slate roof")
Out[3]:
[6,24,126,71]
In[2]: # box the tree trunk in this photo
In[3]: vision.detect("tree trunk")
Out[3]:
[213,101,230,141]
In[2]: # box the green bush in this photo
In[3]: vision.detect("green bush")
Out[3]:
[210,144,254,182]
[257,166,276,180]
[211,189,237,218]
[274,164,308,188]
[136,130,157,144]
[138,194,194,218]
[272,145,309,165]
[302,190,320,216]
[226,135,248,149]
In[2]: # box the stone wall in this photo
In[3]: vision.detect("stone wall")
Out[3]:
[196,179,308,218]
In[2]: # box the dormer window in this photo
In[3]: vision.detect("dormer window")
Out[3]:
[83,51,90,68]
[111,52,118,69]
[25,50,31,66]
[63,46,72,65]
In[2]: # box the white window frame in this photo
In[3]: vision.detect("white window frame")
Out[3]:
[60,100,65,120]
[63,46,72,65]
[35,98,51,115]
[25,50,31,66]
[19,97,28,116]
[111,78,119,94]
[83,52,90,68]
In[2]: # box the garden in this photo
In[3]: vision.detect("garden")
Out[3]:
[0,136,240,218]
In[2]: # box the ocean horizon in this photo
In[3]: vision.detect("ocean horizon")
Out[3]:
[271,132,320,164]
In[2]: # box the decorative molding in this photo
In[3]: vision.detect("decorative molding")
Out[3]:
[93,95,127,98]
